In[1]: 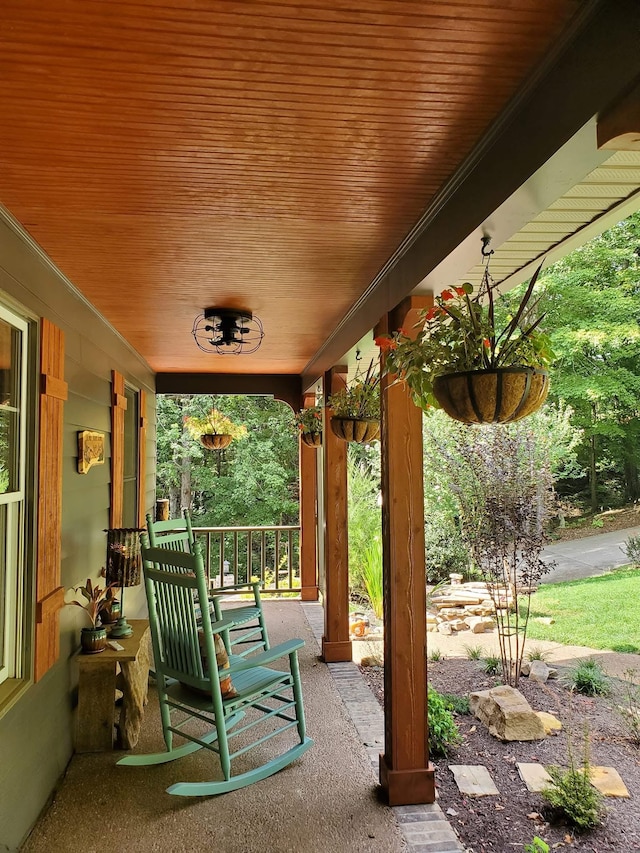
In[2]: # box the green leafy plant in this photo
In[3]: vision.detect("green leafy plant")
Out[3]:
[622,534,640,567]
[542,728,604,831]
[376,262,553,411]
[328,360,380,420]
[294,404,323,435]
[360,536,383,619]
[464,643,483,661]
[482,654,501,676]
[527,645,551,662]
[566,659,610,697]
[441,693,470,715]
[183,408,248,440]
[428,647,444,662]
[68,578,118,628]
[427,684,462,756]
[523,837,549,853]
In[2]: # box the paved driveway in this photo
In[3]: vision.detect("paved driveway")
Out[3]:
[541,525,640,584]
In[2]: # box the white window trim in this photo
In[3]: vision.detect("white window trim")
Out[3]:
[0,302,28,686]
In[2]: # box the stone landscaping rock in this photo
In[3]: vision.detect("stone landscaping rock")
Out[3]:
[535,711,562,734]
[528,660,551,683]
[469,685,547,741]
[437,622,453,635]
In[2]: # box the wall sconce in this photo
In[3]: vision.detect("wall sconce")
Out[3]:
[192,308,264,355]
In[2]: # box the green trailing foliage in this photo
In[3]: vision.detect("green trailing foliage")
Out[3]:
[427,684,462,756]
[441,693,470,715]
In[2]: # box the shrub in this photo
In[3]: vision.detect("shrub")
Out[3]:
[567,659,610,697]
[428,647,443,662]
[427,685,462,756]
[441,693,470,715]
[622,534,640,567]
[424,523,471,584]
[542,763,603,831]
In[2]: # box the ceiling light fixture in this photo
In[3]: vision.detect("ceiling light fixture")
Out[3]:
[192,308,264,355]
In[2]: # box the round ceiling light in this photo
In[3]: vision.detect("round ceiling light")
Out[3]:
[192,308,264,355]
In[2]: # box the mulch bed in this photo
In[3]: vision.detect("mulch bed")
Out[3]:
[550,508,640,543]
[360,658,640,852]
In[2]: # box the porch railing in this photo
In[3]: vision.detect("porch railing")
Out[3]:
[191,525,301,595]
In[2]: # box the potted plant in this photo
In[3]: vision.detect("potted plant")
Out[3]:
[68,578,119,654]
[328,361,381,443]
[377,263,554,424]
[295,404,323,447]
[184,408,248,450]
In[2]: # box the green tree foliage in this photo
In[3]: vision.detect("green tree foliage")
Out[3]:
[531,213,640,508]
[156,394,299,527]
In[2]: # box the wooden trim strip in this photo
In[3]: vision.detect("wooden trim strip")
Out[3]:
[35,318,66,681]
[110,370,125,529]
[137,389,147,528]
[40,374,68,401]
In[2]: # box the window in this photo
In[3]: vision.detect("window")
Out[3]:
[0,303,28,686]
[122,385,139,528]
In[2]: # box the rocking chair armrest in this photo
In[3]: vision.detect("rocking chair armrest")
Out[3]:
[208,616,239,634]
[227,639,304,673]
[209,581,261,595]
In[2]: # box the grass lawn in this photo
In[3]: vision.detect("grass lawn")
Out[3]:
[524,567,640,653]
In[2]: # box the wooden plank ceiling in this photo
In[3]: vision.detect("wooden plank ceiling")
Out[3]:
[0,0,579,375]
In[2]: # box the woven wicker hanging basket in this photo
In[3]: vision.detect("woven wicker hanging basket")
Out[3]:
[300,432,322,447]
[432,367,549,425]
[330,417,380,444]
[199,433,233,450]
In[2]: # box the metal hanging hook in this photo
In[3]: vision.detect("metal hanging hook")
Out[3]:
[481,235,494,258]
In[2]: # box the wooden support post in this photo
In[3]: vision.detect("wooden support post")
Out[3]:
[321,366,352,663]
[378,298,436,806]
[300,393,319,601]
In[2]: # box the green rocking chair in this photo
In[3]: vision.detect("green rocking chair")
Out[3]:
[118,541,313,795]
[146,510,269,657]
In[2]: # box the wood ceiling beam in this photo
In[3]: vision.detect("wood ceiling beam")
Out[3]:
[155,373,302,411]
[598,77,640,151]
[301,0,640,390]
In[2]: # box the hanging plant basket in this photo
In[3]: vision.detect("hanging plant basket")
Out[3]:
[432,367,549,425]
[199,433,233,450]
[300,432,322,448]
[330,417,380,444]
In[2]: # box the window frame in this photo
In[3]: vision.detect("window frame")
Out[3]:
[0,302,29,687]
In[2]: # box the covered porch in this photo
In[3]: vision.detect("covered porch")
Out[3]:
[1,1,640,850]
[21,599,458,853]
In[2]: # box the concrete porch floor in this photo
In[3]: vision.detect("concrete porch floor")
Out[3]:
[21,600,463,853]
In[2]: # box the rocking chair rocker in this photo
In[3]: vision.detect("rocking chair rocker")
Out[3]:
[117,541,313,795]
[145,510,269,657]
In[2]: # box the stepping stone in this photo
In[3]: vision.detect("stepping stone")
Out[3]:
[517,762,553,792]
[449,765,499,796]
[589,766,630,798]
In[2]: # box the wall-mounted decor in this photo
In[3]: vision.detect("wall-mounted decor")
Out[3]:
[77,430,105,474]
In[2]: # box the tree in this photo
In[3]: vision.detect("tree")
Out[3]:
[531,213,640,509]
[156,394,299,527]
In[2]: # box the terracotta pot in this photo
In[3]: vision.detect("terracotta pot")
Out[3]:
[330,417,380,444]
[81,626,108,654]
[199,433,233,450]
[432,367,549,425]
[300,432,322,447]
